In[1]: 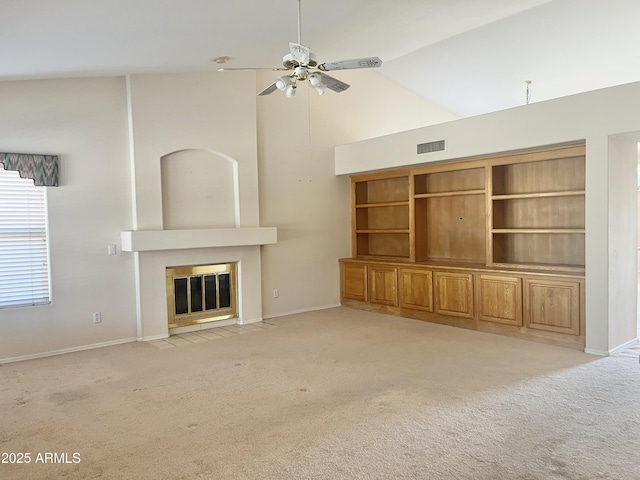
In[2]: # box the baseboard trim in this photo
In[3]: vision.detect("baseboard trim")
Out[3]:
[0,337,138,365]
[608,338,639,355]
[584,348,609,356]
[584,338,639,357]
[238,317,263,325]
[262,304,341,320]
[140,333,170,341]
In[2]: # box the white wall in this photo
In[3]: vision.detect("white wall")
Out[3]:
[335,81,640,354]
[257,69,458,317]
[161,149,237,229]
[0,69,458,362]
[127,72,260,230]
[0,78,137,362]
[608,134,639,349]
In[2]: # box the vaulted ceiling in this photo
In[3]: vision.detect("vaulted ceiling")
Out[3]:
[2,0,638,117]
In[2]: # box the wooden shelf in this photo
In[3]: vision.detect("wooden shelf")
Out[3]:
[355,201,409,208]
[491,261,585,272]
[356,229,410,234]
[415,189,485,199]
[492,229,585,234]
[492,190,585,200]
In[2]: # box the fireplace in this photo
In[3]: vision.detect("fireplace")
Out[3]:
[165,263,238,329]
[120,77,277,341]
[120,230,276,340]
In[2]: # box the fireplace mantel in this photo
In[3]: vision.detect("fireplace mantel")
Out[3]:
[120,227,277,252]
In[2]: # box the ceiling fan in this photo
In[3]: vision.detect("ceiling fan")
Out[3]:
[219,0,382,98]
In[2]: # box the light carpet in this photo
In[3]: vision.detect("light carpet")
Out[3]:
[1,307,639,479]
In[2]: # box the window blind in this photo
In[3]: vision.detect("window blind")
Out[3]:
[0,168,51,307]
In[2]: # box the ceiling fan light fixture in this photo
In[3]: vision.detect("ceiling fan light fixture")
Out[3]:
[285,84,297,98]
[308,72,321,87]
[275,76,291,90]
[313,85,326,96]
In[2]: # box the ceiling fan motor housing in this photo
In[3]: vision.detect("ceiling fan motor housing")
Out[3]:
[282,53,318,70]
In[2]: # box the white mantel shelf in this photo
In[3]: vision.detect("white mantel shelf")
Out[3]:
[120,227,277,252]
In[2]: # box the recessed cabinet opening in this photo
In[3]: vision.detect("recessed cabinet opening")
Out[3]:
[355,176,409,204]
[492,196,585,229]
[414,167,485,195]
[356,232,410,258]
[491,156,585,195]
[492,232,585,268]
[356,205,409,230]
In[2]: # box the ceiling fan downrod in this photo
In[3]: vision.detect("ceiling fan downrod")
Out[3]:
[297,0,302,45]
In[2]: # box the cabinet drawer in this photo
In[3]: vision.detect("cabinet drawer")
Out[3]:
[524,278,580,335]
[478,274,522,326]
[434,271,474,318]
[368,265,399,306]
[399,268,433,312]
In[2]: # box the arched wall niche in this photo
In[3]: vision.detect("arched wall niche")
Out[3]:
[160,148,240,230]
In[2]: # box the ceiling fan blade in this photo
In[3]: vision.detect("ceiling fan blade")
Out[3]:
[318,57,382,71]
[219,67,290,72]
[289,43,311,66]
[318,73,350,93]
[258,82,279,96]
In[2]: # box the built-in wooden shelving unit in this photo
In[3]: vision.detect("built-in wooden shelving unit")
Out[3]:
[341,143,586,349]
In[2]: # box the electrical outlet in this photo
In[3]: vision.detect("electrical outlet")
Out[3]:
[107,244,117,255]
[272,289,279,298]
[92,312,102,323]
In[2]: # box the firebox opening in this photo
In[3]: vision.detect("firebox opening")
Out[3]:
[166,263,238,329]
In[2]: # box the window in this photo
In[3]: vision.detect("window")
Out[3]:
[0,168,51,307]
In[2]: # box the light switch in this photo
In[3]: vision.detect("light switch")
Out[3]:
[108,244,117,255]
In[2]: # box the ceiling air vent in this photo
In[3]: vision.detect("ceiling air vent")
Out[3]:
[417,139,446,155]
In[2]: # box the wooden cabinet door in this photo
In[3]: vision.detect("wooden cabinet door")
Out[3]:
[399,268,433,312]
[368,265,399,306]
[341,262,367,302]
[524,278,580,335]
[477,274,522,326]
[434,271,474,318]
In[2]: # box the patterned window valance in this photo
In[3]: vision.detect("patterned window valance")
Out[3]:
[0,152,58,186]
